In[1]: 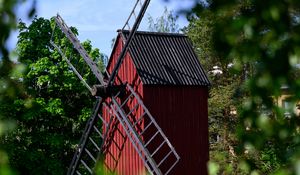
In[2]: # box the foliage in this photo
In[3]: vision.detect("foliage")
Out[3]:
[184,9,219,71]
[185,7,246,174]
[0,0,35,174]
[147,7,180,33]
[186,0,300,174]
[0,0,35,58]
[0,16,105,174]
[94,162,117,175]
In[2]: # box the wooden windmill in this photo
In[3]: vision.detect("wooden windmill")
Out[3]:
[50,0,210,175]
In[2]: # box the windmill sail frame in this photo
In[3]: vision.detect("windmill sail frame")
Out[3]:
[50,1,180,174]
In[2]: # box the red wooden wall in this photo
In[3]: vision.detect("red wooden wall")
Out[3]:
[143,86,209,175]
[104,33,209,175]
[104,35,146,175]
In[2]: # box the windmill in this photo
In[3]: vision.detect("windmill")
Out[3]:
[50,0,180,174]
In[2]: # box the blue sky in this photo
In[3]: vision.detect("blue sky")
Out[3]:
[9,0,195,56]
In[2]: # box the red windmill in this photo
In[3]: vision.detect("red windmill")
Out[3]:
[50,0,210,175]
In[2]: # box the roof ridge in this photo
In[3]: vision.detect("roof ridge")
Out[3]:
[117,29,186,37]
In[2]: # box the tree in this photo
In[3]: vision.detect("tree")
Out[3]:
[185,8,247,174]
[147,6,180,33]
[184,10,219,71]
[0,16,105,174]
[185,0,300,174]
[0,0,35,174]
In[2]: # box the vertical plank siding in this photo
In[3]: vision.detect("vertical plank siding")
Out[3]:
[144,86,209,175]
[104,36,145,175]
[103,31,209,175]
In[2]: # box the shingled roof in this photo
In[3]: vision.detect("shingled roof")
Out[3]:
[118,30,210,86]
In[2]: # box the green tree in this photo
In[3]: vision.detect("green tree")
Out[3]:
[147,7,180,33]
[185,10,218,71]
[185,0,300,174]
[0,16,105,174]
[0,0,35,174]
[185,8,247,174]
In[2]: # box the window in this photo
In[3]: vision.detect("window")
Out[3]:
[282,99,294,117]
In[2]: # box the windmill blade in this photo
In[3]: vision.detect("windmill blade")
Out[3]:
[107,84,180,175]
[67,98,116,175]
[121,0,142,31]
[108,0,151,85]
[52,14,105,86]
[50,40,93,93]
[50,0,181,174]
[105,1,180,174]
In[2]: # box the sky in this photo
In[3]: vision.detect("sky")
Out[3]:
[9,0,196,56]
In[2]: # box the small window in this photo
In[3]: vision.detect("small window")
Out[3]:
[282,99,294,117]
[283,100,292,109]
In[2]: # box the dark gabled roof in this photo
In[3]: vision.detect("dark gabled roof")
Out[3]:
[120,30,210,86]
